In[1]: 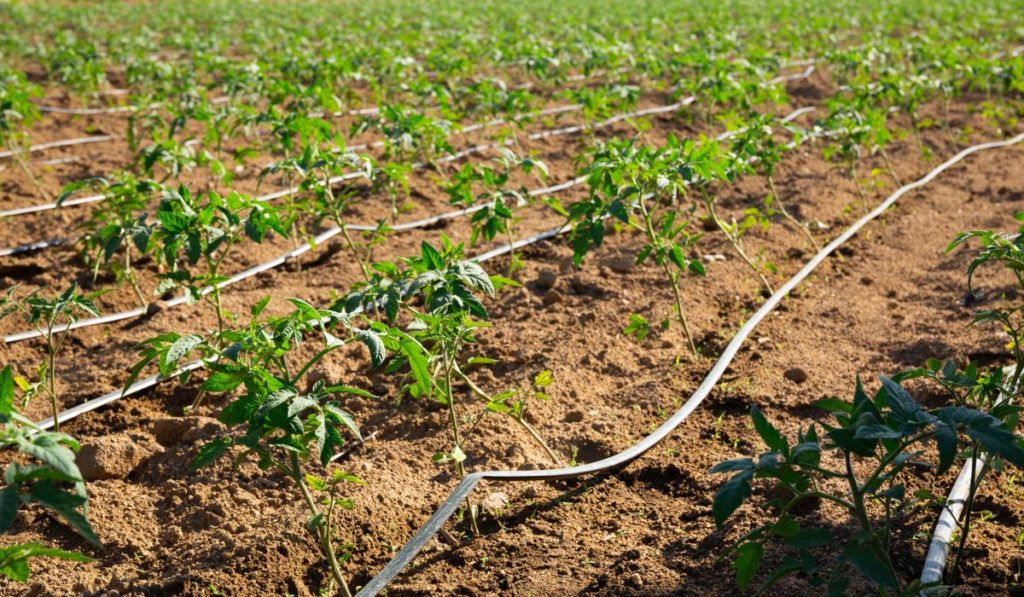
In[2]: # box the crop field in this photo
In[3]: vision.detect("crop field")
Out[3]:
[3,0,1024,595]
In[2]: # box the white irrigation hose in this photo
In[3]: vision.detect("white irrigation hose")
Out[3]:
[0,135,115,160]
[352,129,1024,597]
[27,126,1023,596]
[31,64,610,117]
[0,65,813,226]
[919,365,1017,590]
[3,105,816,344]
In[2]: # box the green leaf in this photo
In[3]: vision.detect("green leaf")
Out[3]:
[783,527,832,549]
[713,469,753,527]
[324,385,375,399]
[192,438,231,470]
[750,405,787,454]
[27,481,100,547]
[421,241,444,270]
[0,486,19,532]
[399,337,431,398]
[0,366,13,417]
[164,334,203,370]
[357,329,386,369]
[814,398,852,414]
[734,542,763,591]
[0,543,92,583]
[17,435,82,482]
[201,368,246,393]
[844,542,898,588]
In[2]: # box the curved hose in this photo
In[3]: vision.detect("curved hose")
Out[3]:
[1,66,815,222]
[3,106,817,344]
[354,130,1024,596]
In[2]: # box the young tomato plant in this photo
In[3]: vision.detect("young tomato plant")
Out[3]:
[0,67,49,200]
[0,365,99,581]
[0,284,100,431]
[947,221,1024,390]
[152,185,287,337]
[131,298,389,597]
[688,137,777,294]
[729,113,820,251]
[340,238,557,534]
[712,376,1024,595]
[260,142,377,281]
[486,370,561,464]
[566,137,706,354]
[446,148,548,275]
[58,173,163,307]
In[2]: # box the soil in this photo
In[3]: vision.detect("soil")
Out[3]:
[1,69,1024,596]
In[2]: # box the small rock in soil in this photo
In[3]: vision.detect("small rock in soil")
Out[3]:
[784,367,809,384]
[564,410,585,423]
[534,269,558,291]
[542,289,564,306]
[627,573,643,588]
[76,433,154,480]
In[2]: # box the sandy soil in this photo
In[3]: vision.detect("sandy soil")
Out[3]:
[1,71,1023,596]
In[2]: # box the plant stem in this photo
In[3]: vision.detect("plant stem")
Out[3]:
[636,194,698,354]
[454,366,562,466]
[46,326,59,432]
[878,148,903,188]
[511,414,562,465]
[768,176,820,252]
[10,142,54,202]
[949,442,983,587]
[289,452,352,597]
[332,207,372,285]
[125,243,147,307]
[845,452,900,587]
[849,161,869,214]
[505,224,519,278]
[702,190,774,295]
[444,349,479,536]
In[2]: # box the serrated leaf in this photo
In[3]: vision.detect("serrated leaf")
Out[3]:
[734,542,763,591]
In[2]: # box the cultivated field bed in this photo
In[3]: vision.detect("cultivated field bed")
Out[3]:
[2,1,1024,596]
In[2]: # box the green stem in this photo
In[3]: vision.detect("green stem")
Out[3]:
[949,442,983,587]
[46,327,59,432]
[702,190,774,295]
[289,452,352,597]
[444,349,478,536]
[332,207,372,285]
[511,414,563,466]
[637,193,698,354]
[453,366,562,466]
[768,176,820,252]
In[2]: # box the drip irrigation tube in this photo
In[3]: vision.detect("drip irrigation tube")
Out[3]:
[23,125,1023,596]
[31,66,608,117]
[3,106,816,344]
[0,65,814,232]
[0,135,116,160]
[353,130,1024,596]
[25,125,1024,436]
[919,365,1018,591]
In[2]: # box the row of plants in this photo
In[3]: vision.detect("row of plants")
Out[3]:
[4,1,1024,593]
